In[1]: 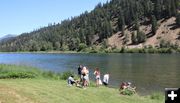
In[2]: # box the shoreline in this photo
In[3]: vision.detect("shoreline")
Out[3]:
[0,47,180,54]
[0,64,164,103]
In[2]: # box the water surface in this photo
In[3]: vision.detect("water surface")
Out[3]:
[0,53,180,94]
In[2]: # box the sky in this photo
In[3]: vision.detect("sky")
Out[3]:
[0,0,108,37]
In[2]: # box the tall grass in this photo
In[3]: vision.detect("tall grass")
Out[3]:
[0,64,40,79]
[0,64,75,80]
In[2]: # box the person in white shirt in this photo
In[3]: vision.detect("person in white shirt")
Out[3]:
[103,74,109,86]
[67,76,76,86]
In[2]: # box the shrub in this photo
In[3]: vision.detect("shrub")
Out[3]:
[120,89,135,96]
[60,71,75,80]
[0,64,39,79]
[0,72,37,79]
[42,71,56,78]
[78,43,87,52]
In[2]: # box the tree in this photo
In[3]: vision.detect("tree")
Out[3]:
[78,43,87,51]
[137,30,146,43]
[131,32,137,44]
[171,0,177,16]
[118,9,125,36]
[123,33,129,45]
[154,0,162,19]
[151,15,158,35]
[134,15,140,30]
[121,25,125,36]
[176,13,180,26]
[54,42,60,50]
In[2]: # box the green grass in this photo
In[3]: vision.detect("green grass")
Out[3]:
[0,64,164,103]
[0,64,40,79]
[0,64,75,80]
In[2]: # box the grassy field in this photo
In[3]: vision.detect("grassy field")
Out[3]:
[0,64,164,103]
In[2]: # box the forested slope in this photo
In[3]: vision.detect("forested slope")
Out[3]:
[0,0,179,52]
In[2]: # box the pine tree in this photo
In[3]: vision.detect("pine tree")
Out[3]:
[154,0,162,19]
[137,30,146,43]
[176,13,180,26]
[123,33,129,45]
[131,32,137,44]
[134,15,140,30]
[118,9,125,36]
[121,25,125,36]
[151,15,158,35]
[171,0,177,16]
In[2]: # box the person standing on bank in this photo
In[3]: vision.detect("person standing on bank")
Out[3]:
[78,65,83,81]
[103,73,109,86]
[81,66,88,88]
[94,68,101,87]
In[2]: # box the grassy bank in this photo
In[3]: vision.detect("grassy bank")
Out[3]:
[0,64,164,103]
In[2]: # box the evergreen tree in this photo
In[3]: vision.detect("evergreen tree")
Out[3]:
[154,0,162,19]
[137,30,146,43]
[118,9,125,36]
[151,15,158,35]
[121,25,125,36]
[131,32,137,44]
[171,0,177,16]
[134,15,140,30]
[123,33,129,45]
[176,13,180,26]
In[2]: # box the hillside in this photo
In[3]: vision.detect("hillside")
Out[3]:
[108,17,180,49]
[0,34,16,42]
[0,0,179,52]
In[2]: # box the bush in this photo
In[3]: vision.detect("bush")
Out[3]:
[120,89,135,96]
[78,43,87,52]
[60,71,75,80]
[0,72,37,79]
[0,64,80,80]
[0,64,39,79]
[42,71,56,78]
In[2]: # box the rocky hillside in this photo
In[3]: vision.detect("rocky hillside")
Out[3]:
[108,17,180,49]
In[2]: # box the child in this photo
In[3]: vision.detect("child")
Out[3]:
[94,68,100,87]
[103,74,109,86]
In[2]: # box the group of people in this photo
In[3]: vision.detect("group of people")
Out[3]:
[67,65,136,95]
[67,65,109,88]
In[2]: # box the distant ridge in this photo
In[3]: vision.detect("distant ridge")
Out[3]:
[0,34,16,42]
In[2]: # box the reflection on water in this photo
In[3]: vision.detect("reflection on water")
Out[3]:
[0,53,180,94]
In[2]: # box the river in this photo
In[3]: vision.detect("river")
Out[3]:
[0,53,180,95]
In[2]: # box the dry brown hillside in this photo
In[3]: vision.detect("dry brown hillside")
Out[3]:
[108,17,180,49]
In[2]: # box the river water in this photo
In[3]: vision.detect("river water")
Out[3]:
[0,53,180,95]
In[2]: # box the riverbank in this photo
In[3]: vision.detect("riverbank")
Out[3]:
[1,47,180,54]
[0,64,164,103]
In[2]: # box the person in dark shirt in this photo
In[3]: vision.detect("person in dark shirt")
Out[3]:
[78,65,83,81]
